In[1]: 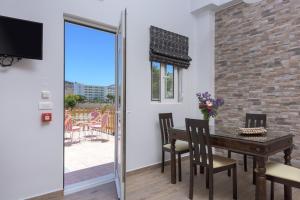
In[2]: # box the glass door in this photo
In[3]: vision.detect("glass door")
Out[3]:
[115,9,126,200]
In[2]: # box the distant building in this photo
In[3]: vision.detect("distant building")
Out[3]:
[105,84,115,97]
[65,81,74,95]
[65,81,115,102]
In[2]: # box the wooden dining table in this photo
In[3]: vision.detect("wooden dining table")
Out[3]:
[169,126,294,200]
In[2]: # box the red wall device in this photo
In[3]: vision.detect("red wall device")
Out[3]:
[41,113,52,122]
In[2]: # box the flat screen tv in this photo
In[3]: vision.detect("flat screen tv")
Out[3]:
[0,15,43,60]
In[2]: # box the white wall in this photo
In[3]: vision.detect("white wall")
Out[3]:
[189,10,216,120]
[0,1,64,200]
[190,0,240,13]
[125,0,195,171]
[0,0,215,199]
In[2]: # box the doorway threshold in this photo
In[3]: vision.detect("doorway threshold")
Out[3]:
[64,173,115,196]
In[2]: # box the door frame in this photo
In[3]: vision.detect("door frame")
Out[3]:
[62,14,120,191]
[115,10,127,200]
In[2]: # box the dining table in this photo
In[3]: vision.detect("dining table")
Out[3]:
[169,126,294,200]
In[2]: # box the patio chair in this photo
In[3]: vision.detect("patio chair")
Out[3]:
[89,112,110,141]
[101,114,109,133]
[90,110,101,122]
[91,113,110,140]
[85,110,101,140]
[64,115,81,144]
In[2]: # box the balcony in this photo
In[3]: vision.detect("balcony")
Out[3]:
[64,108,115,186]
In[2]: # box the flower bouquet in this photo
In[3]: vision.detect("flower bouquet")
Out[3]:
[196,92,224,120]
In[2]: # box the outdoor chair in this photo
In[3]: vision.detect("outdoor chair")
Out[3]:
[64,114,81,144]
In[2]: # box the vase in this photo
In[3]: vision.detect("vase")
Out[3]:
[203,115,210,121]
[202,112,210,121]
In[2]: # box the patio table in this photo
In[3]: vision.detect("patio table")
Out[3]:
[169,126,294,200]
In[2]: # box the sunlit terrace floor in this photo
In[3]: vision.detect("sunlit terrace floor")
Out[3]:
[64,132,115,185]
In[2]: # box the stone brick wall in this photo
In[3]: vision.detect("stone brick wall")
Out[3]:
[215,0,300,166]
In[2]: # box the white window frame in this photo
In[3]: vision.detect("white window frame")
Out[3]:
[151,62,182,103]
[161,64,178,103]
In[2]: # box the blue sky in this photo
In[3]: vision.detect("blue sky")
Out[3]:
[65,22,115,86]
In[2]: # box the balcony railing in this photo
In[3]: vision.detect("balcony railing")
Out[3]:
[65,108,115,136]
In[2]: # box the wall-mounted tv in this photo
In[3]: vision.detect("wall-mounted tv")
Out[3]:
[0,15,43,60]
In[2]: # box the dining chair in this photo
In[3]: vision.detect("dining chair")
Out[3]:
[263,162,300,200]
[186,118,237,200]
[228,113,267,183]
[159,113,189,182]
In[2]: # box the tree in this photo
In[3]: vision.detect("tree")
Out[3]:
[93,97,103,103]
[152,66,160,99]
[64,94,87,110]
[106,94,115,103]
[64,95,77,110]
[76,95,86,103]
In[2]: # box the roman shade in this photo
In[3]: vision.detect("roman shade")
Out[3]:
[150,26,192,69]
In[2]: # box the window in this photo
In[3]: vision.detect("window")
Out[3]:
[151,62,161,101]
[151,62,181,102]
[164,64,174,99]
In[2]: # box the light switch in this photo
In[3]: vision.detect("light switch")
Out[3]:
[39,102,53,110]
[41,91,51,99]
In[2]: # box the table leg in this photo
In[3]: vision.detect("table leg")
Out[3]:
[284,148,292,200]
[171,138,176,184]
[255,156,267,200]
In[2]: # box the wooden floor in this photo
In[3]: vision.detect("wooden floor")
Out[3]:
[126,158,300,200]
[59,157,300,200]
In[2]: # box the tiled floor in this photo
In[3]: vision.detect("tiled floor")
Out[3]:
[64,162,114,185]
[65,134,114,173]
[64,133,115,185]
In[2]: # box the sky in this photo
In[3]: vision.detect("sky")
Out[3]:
[65,22,115,86]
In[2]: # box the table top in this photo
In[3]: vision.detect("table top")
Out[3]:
[171,126,294,144]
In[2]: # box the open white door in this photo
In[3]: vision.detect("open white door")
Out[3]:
[115,9,126,200]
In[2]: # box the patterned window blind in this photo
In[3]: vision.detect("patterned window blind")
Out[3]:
[150,26,192,69]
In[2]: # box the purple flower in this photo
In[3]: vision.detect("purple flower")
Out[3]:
[196,91,224,119]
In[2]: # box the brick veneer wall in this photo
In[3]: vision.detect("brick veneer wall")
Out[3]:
[215,0,300,166]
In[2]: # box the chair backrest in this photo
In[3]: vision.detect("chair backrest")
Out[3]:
[90,110,101,121]
[64,116,73,132]
[101,114,109,127]
[158,113,174,145]
[185,118,213,169]
[245,113,267,128]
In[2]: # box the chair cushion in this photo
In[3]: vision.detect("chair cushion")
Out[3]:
[164,141,189,152]
[72,126,81,131]
[212,155,236,169]
[265,162,300,183]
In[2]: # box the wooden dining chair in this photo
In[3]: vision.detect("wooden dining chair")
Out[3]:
[159,113,189,182]
[263,162,300,200]
[228,113,267,183]
[186,118,237,200]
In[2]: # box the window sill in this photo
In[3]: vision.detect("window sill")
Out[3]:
[150,101,183,105]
